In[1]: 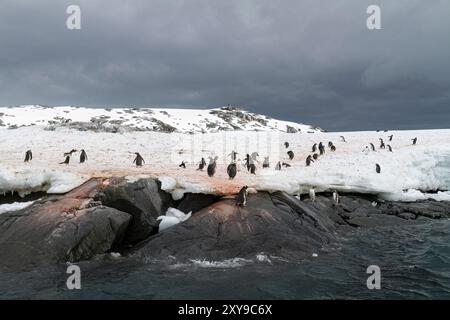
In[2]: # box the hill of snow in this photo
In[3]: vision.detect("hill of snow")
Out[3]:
[0,105,322,134]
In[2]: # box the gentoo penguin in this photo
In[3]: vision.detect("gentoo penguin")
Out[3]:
[79,149,88,163]
[249,163,256,174]
[133,152,145,167]
[380,140,385,149]
[284,142,289,148]
[309,188,316,202]
[275,161,282,170]
[236,186,248,206]
[387,145,393,152]
[24,150,32,162]
[262,156,270,168]
[282,162,291,168]
[412,137,417,145]
[319,143,325,155]
[312,143,317,152]
[330,145,336,152]
[60,155,70,165]
[227,162,237,179]
[207,156,217,177]
[333,190,340,205]
[328,141,333,148]
[370,143,376,151]
[228,151,238,161]
[245,154,251,171]
[179,161,186,168]
[388,135,393,141]
[287,150,294,160]
[64,149,77,157]
[306,155,314,166]
[312,153,319,160]
[376,163,381,173]
[197,157,206,171]
[340,136,347,143]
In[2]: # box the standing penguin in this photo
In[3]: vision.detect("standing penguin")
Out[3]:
[306,155,314,166]
[312,153,319,160]
[60,155,70,165]
[179,161,186,168]
[328,141,333,148]
[309,188,316,202]
[284,142,289,148]
[387,145,393,152]
[24,150,32,162]
[245,154,251,171]
[207,157,217,177]
[275,161,282,170]
[319,142,325,155]
[370,143,376,151]
[388,135,393,141]
[312,143,317,153]
[236,186,248,207]
[330,145,336,152]
[380,140,385,149]
[412,137,417,145]
[227,162,237,179]
[79,149,88,163]
[287,150,294,160]
[262,156,270,168]
[133,152,145,167]
[340,136,347,143]
[376,163,381,173]
[249,163,256,175]
[197,157,206,171]
[333,190,340,205]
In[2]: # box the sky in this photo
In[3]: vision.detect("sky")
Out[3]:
[0,0,449,131]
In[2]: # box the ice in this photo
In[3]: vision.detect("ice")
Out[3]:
[157,207,192,232]
[0,201,35,214]
[1,106,449,201]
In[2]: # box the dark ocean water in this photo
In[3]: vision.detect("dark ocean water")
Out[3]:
[1,219,450,299]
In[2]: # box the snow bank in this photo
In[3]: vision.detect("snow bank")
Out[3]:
[157,207,192,232]
[0,201,35,214]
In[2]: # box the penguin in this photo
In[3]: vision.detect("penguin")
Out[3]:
[282,162,291,168]
[227,162,237,179]
[24,150,32,162]
[309,188,316,202]
[245,154,251,171]
[328,141,333,148]
[60,155,70,165]
[306,155,314,166]
[228,151,238,161]
[330,145,336,152]
[319,143,325,155]
[412,137,417,145]
[249,163,256,174]
[133,153,145,167]
[251,152,259,162]
[312,143,317,153]
[79,149,88,163]
[332,190,340,205]
[380,140,385,149]
[388,135,393,141]
[207,157,217,177]
[312,153,319,160]
[197,157,206,171]
[376,163,381,174]
[340,136,347,143]
[275,161,282,170]
[236,186,248,207]
[179,161,186,168]
[64,149,77,157]
[284,142,289,148]
[370,143,376,151]
[287,150,294,160]
[387,145,393,152]
[262,156,270,168]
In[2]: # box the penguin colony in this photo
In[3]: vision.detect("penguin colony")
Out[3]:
[21,131,418,206]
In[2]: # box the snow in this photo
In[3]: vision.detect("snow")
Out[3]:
[157,207,192,232]
[0,201,35,214]
[0,106,449,202]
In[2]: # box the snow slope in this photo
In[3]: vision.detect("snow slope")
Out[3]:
[0,116,449,202]
[0,105,321,134]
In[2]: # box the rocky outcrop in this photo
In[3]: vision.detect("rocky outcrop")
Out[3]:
[0,179,131,271]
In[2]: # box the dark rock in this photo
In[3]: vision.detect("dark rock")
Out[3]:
[95,178,174,245]
[0,179,131,272]
[177,193,221,215]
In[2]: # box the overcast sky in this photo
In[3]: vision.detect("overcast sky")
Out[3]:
[0,0,449,131]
